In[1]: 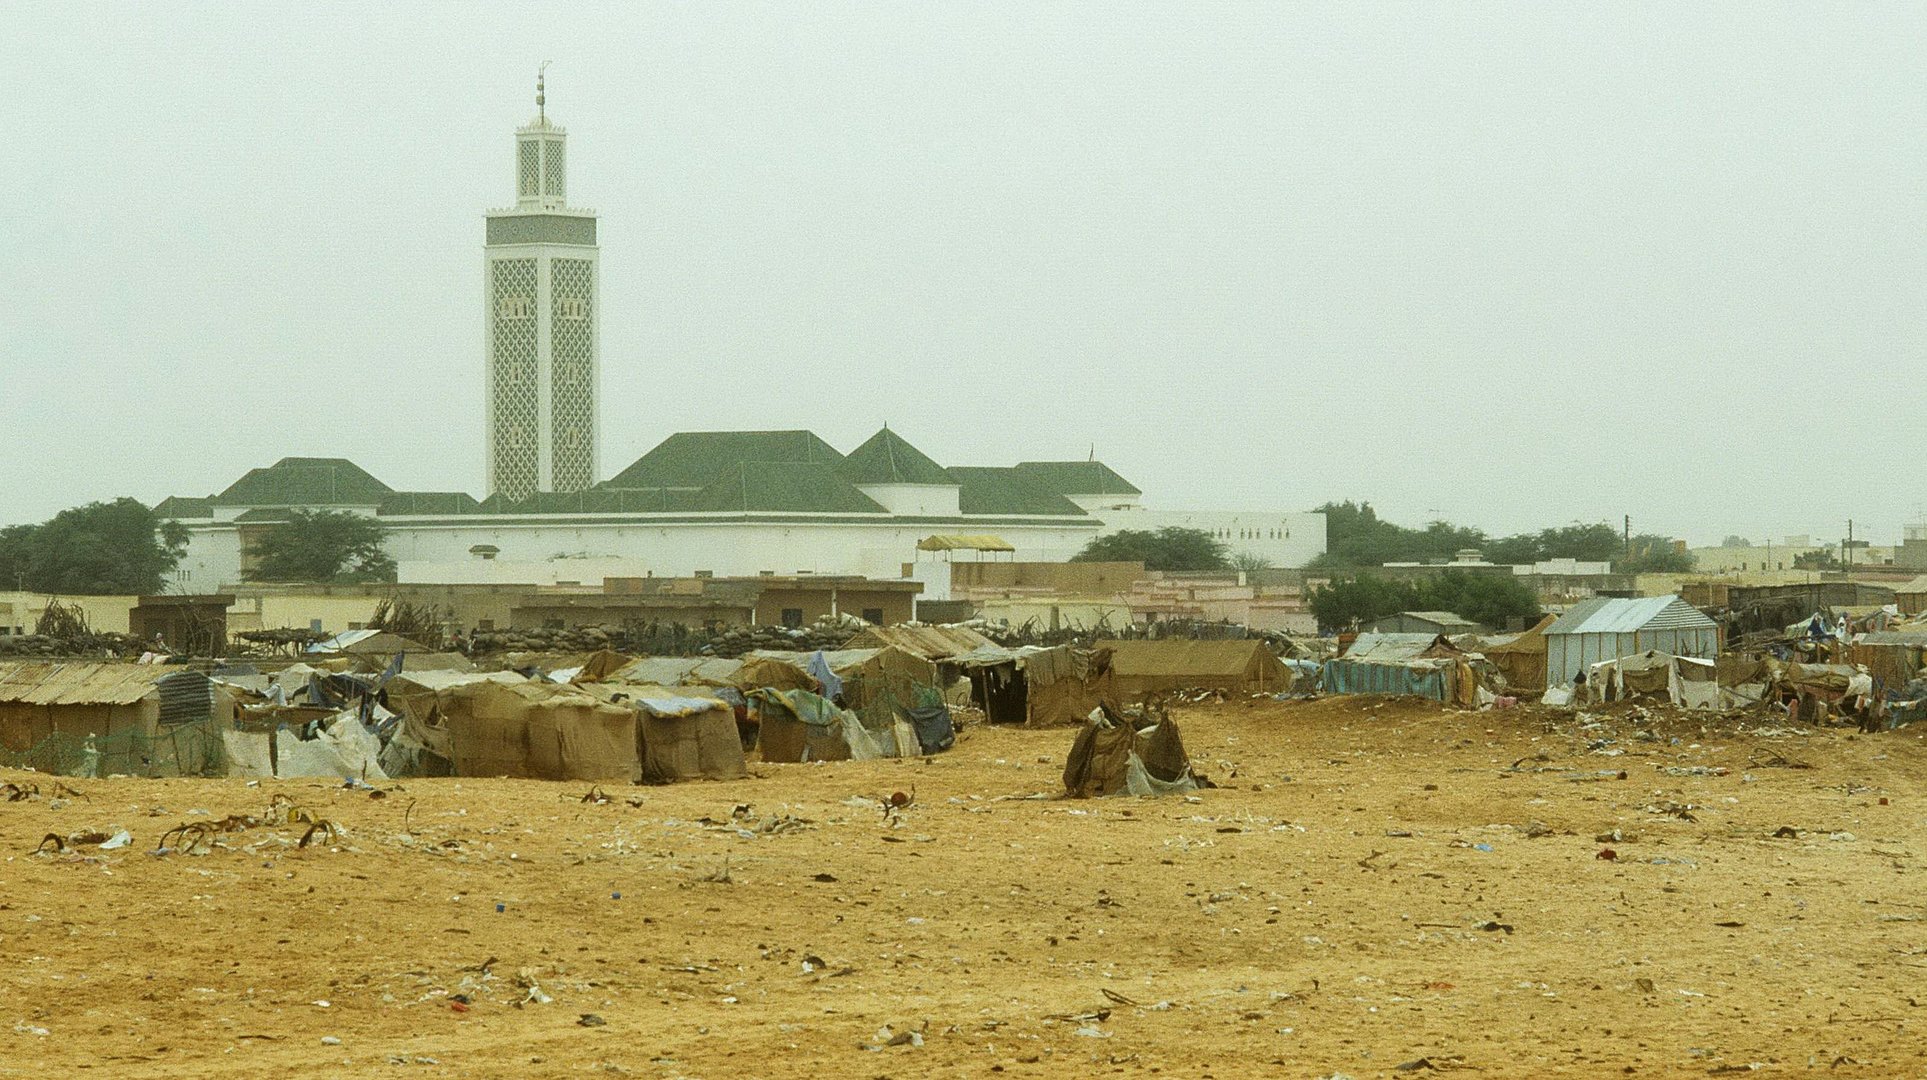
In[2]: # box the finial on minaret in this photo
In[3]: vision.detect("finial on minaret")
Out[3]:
[537,60,551,122]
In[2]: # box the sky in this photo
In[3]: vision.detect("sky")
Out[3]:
[2,3,1922,547]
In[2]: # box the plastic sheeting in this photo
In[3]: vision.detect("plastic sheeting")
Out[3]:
[274,713,389,781]
[1321,660,1451,702]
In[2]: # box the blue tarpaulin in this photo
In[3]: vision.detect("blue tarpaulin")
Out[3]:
[1321,660,1451,702]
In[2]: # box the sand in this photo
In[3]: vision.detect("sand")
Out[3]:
[2,696,1924,1078]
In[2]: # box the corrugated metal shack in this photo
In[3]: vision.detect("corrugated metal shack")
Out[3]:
[1544,597,1720,685]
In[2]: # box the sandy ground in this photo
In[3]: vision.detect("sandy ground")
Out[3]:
[2,696,1926,1079]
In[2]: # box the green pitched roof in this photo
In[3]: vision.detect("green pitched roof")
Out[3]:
[689,462,886,514]
[1013,460,1140,497]
[153,496,213,519]
[839,428,956,487]
[214,457,394,507]
[496,488,706,515]
[603,431,845,490]
[948,467,1088,517]
[378,491,483,516]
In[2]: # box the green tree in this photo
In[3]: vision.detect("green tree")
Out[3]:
[1230,552,1272,574]
[1792,549,1843,571]
[1413,570,1542,630]
[1310,501,1488,568]
[249,510,396,583]
[0,498,189,594]
[1072,527,1230,572]
[1616,535,1694,574]
[1308,575,1420,631]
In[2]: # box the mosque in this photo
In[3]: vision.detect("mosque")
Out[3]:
[157,76,1324,593]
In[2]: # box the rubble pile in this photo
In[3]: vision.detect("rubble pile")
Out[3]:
[0,632,141,659]
[467,613,870,658]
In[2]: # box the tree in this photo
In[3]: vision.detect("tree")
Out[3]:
[1072,528,1230,572]
[1413,571,1542,631]
[1308,574,1418,631]
[1230,552,1272,574]
[1616,535,1695,574]
[0,498,189,594]
[1792,549,1842,572]
[249,510,395,583]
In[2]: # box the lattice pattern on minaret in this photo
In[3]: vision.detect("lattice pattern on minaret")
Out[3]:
[549,257,595,492]
[518,141,539,200]
[490,258,540,500]
[543,140,566,202]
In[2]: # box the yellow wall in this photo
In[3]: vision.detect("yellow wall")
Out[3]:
[0,593,138,636]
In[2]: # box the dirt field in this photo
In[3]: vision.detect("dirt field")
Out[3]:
[3,696,1925,1078]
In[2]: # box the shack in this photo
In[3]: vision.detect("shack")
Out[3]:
[1483,614,1554,693]
[1363,611,1485,636]
[1097,639,1292,702]
[1545,596,1719,686]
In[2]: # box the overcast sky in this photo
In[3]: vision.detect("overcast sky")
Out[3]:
[3,3,1921,546]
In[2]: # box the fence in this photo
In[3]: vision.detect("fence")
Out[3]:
[0,718,229,778]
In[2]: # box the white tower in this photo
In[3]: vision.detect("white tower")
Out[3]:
[485,65,599,499]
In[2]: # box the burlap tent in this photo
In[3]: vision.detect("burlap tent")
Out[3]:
[731,655,819,694]
[578,683,747,782]
[382,670,527,776]
[1062,707,1198,797]
[1097,639,1291,702]
[958,645,1116,726]
[746,687,921,762]
[607,655,744,688]
[445,680,640,781]
[1483,615,1553,693]
[745,647,940,714]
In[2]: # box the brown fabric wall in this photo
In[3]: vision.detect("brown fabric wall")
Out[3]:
[641,708,748,783]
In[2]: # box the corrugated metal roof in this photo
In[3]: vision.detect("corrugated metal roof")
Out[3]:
[1545,596,1715,636]
[0,662,164,706]
[843,624,998,659]
[1343,633,1442,661]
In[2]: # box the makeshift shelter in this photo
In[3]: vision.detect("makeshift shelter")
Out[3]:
[1583,652,1719,710]
[1483,614,1553,693]
[607,655,744,688]
[0,662,232,777]
[843,623,998,661]
[307,630,438,656]
[1363,611,1484,636]
[1849,632,1927,693]
[579,684,747,782]
[744,647,940,716]
[1061,707,1199,797]
[0,662,162,751]
[1096,639,1292,702]
[444,680,641,781]
[746,687,923,762]
[1322,635,1481,706]
[958,644,1117,727]
[381,669,528,776]
[1545,597,1719,685]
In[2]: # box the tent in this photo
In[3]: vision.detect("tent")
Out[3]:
[843,623,999,661]
[606,655,744,688]
[1096,639,1292,701]
[1061,707,1199,797]
[951,644,1117,726]
[579,683,747,783]
[744,647,940,715]
[445,680,640,781]
[746,687,922,762]
[1482,614,1553,693]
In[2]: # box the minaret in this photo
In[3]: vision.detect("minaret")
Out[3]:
[484,64,600,499]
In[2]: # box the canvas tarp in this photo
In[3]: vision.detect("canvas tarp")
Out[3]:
[731,655,820,694]
[605,655,744,687]
[746,687,921,763]
[1062,709,1198,798]
[579,683,748,783]
[1584,653,1719,710]
[1482,614,1552,693]
[445,680,640,781]
[1321,658,1456,703]
[1095,639,1292,701]
[844,623,998,660]
[745,647,940,713]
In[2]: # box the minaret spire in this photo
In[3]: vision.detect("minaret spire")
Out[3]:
[537,60,550,123]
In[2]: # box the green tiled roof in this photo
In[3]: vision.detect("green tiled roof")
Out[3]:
[840,428,956,487]
[603,431,845,490]
[214,457,394,507]
[1014,460,1141,497]
[153,496,213,519]
[492,488,706,515]
[232,508,295,523]
[378,491,483,516]
[689,462,887,514]
[948,467,1088,517]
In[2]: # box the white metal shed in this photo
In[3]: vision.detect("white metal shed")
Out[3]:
[1544,596,1720,685]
